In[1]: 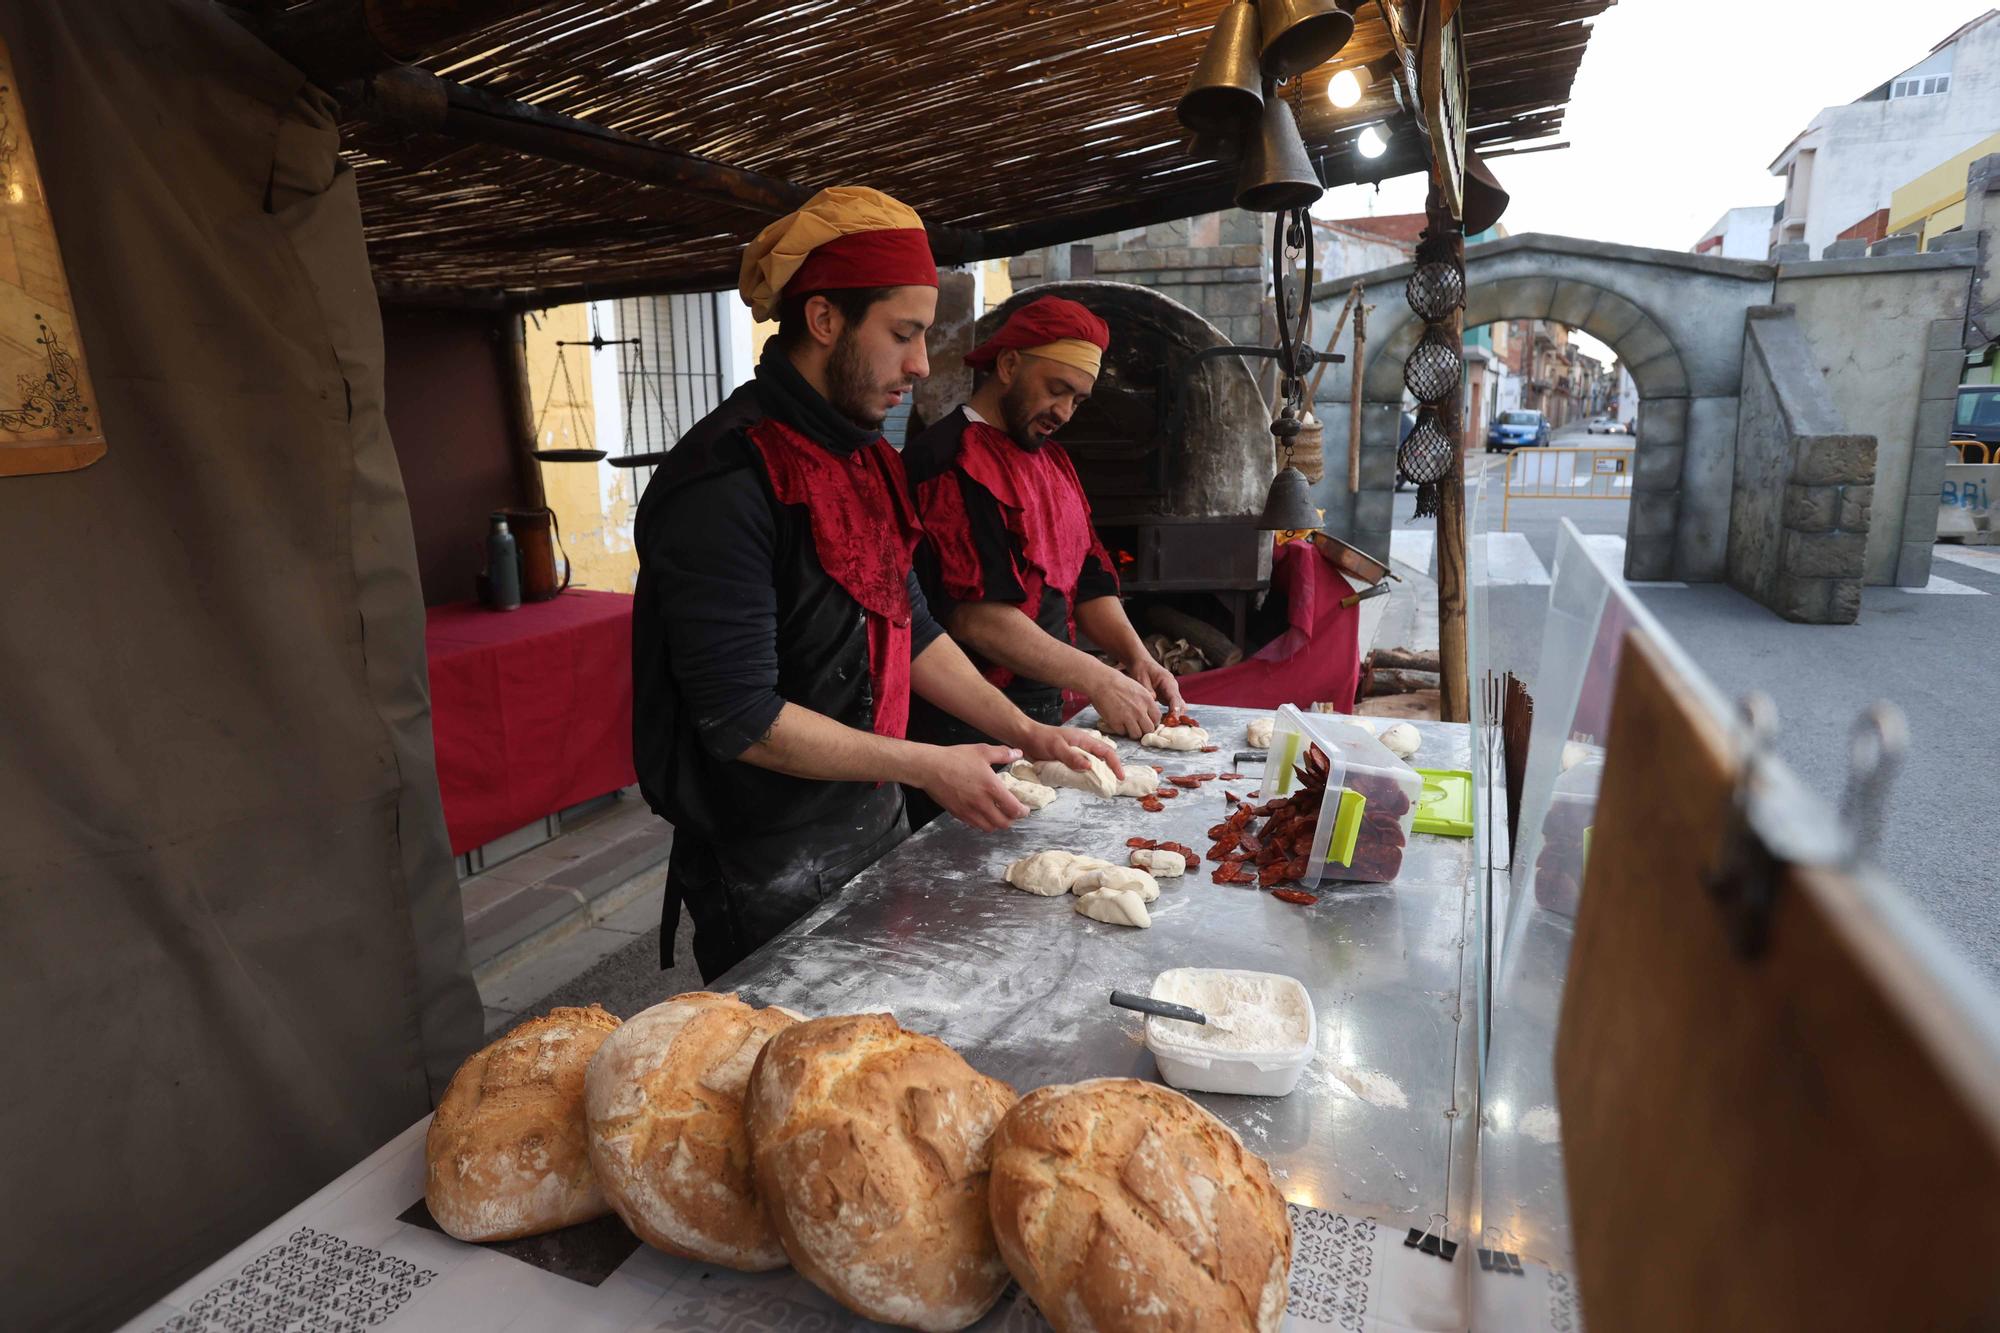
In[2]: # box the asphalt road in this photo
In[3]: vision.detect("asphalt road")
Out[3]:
[1394,427,2000,990]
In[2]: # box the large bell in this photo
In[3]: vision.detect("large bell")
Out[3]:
[1255,465,1322,530]
[1257,0,1356,80]
[1234,92,1323,212]
[1177,1,1263,137]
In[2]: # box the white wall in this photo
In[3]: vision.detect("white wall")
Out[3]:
[1771,16,2000,255]
[1694,205,1779,259]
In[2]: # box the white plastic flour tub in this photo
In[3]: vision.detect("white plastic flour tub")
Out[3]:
[1143,967,1317,1097]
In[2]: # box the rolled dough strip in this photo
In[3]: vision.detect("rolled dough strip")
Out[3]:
[1246,716,1274,748]
[1074,886,1152,928]
[1004,850,1114,896]
[999,771,1058,810]
[1010,754,1118,799]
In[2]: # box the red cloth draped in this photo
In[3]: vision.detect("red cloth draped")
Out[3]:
[426,591,637,854]
[1175,540,1362,711]
[748,419,920,739]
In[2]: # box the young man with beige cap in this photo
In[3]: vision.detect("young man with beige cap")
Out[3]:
[632,187,1119,981]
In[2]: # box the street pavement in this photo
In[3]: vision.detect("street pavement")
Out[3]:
[1389,426,2000,989]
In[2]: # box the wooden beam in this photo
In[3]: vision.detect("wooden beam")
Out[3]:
[244,0,563,82]
[349,68,815,220]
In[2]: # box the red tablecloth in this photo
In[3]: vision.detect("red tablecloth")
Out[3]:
[426,590,637,854]
[1176,539,1362,711]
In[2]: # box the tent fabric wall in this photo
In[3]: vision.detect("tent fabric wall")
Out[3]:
[0,3,483,1329]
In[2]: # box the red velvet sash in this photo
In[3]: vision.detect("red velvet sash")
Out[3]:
[747,419,920,739]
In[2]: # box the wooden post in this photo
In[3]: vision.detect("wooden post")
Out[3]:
[1428,190,1469,723]
[498,313,548,512]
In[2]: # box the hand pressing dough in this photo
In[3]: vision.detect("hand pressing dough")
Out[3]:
[1112,764,1160,798]
[1005,850,1113,897]
[999,771,1058,810]
[1379,722,1421,759]
[1010,754,1118,799]
[1246,716,1274,748]
[1129,848,1186,877]
[1071,864,1161,903]
[1074,886,1152,928]
[1141,724,1210,752]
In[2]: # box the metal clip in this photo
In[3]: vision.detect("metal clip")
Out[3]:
[1703,693,1783,959]
[1403,1213,1458,1261]
[1839,703,1907,870]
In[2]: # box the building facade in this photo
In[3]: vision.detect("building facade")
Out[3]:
[1769,11,2000,256]
[1693,204,1781,259]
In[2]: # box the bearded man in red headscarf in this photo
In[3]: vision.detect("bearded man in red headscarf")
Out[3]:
[904,296,1185,801]
[631,191,1118,980]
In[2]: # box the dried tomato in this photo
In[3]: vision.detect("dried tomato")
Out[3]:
[1272,889,1319,906]
[1200,745,1220,753]
[1126,837,1156,849]
[1169,775,1203,789]
[1139,795,1164,812]
[1156,787,1179,799]
[1219,772,1246,780]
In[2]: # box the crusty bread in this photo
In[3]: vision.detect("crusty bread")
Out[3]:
[425,1004,622,1242]
[987,1077,1293,1333]
[583,991,800,1270]
[744,1013,1019,1331]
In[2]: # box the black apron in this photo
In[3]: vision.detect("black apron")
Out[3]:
[665,780,909,982]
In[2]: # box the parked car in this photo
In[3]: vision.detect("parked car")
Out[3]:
[1586,416,1619,434]
[1953,384,2000,461]
[1486,409,1550,452]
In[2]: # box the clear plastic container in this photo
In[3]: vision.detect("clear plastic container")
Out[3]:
[1265,704,1423,886]
[1144,968,1317,1097]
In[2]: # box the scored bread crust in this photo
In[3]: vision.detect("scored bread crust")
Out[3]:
[743,1013,1020,1332]
[425,1004,623,1243]
[986,1077,1293,1333]
[583,991,800,1270]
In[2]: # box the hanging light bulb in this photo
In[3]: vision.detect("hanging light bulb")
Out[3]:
[1356,123,1388,158]
[1327,66,1367,108]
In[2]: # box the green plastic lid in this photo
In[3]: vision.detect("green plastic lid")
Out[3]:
[1412,768,1475,838]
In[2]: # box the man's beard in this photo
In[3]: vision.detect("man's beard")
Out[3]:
[1000,379,1053,447]
[827,329,888,428]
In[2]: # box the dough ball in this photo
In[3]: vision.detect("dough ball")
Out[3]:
[1379,722,1421,759]
[999,771,1058,810]
[1140,724,1210,752]
[1074,886,1152,928]
[1130,848,1186,878]
[1072,865,1161,903]
[1113,765,1160,798]
[1245,716,1274,749]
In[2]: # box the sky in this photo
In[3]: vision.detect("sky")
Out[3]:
[1315,0,1994,292]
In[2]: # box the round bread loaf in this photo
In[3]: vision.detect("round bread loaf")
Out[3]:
[987,1078,1292,1333]
[583,991,800,1270]
[744,1013,1019,1331]
[425,1004,622,1243]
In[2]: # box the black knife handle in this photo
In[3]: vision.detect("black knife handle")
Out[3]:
[1110,990,1208,1025]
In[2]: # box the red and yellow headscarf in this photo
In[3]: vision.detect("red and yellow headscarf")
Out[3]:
[738,186,938,322]
[965,295,1111,378]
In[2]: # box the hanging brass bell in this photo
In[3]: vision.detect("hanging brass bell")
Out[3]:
[1255,465,1323,531]
[1257,0,1356,80]
[1177,0,1264,137]
[1234,91,1323,212]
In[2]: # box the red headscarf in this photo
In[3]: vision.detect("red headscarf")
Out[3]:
[965,295,1110,376]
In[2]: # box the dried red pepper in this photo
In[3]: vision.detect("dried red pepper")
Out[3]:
[1272,889,1319,905]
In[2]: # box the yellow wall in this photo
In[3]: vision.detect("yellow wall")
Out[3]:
[1889,131,2000,247]
[524,303,639,593]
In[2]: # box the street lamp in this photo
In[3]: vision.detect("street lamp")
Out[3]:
[1356,123,1388,158]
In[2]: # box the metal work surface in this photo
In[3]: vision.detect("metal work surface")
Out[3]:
[127,707,1486,1333]
[727,706,1481,1231]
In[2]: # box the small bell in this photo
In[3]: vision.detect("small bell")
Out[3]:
[1257,0,1356,81]
[1177,0,1264,137]
[1255,466,1322,531]
[1234,91,1323,213]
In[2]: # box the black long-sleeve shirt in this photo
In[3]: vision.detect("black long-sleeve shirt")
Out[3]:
[632,350,943,841]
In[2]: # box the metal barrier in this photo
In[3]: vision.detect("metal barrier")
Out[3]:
[1500,445,1636,530]
[1953,438,1992,465]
